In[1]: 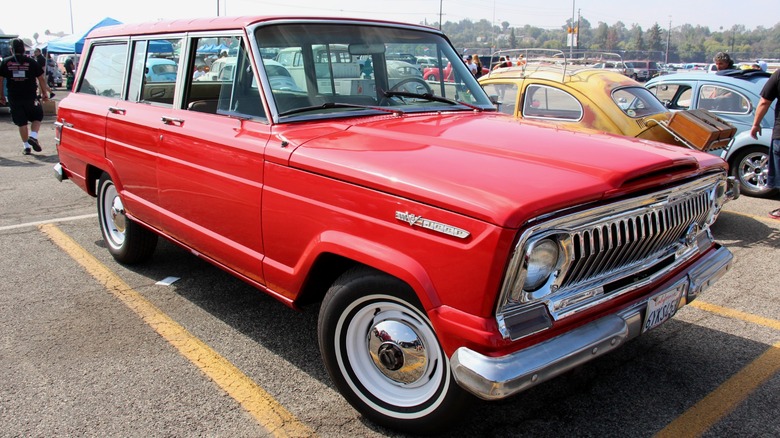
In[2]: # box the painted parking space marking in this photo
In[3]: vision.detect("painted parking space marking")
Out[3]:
[0,213,97,232]
[655,301,780,438]
[39,223,316,438]
[690,300,780,331]
[655,341,780,438]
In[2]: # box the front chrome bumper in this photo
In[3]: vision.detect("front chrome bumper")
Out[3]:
[450,244,733,400]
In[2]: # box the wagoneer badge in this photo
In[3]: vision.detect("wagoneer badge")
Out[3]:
[395,211,470,239]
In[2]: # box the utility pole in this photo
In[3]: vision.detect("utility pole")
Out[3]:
[665,17,671,64]
[439,0,443,30]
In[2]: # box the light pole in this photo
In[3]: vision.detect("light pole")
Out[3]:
[569,0,575,59]
[69,0,74,34]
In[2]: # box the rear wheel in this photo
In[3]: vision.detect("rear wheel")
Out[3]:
[729,145,777,197]
[318,267,470,434]
[97,173,158,264]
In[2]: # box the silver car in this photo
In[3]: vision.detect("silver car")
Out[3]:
[646,69,776,197]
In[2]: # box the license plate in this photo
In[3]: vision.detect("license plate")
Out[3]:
[642,286,684,333]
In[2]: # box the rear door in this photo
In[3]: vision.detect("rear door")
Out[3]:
[105,38,182,230]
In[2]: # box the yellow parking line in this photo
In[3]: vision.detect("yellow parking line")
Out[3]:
[654,341,780,438]
[655,301,780,437]
[39,224,316,438]
[690,300,780,331]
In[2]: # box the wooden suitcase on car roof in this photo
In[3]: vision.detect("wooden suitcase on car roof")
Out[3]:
[667,109,737,151]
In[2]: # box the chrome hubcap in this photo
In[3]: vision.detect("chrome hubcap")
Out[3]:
[368,320,427,384]
[111,196,126,233]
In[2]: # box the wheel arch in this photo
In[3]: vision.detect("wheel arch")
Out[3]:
[292,231,439,312]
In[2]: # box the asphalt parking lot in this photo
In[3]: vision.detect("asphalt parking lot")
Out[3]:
[1,102,778,437]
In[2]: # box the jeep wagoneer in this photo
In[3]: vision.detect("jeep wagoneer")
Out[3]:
[54,16,736,433]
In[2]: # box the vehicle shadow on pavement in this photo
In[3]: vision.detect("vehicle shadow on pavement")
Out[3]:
[713,210,780,249]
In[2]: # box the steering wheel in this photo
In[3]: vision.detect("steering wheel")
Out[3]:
[389,77,434,95]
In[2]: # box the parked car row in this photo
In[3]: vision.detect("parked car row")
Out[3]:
[477,49,774,198]
[646,69,775,197]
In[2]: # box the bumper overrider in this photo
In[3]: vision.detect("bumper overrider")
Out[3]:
[450,244,732,400]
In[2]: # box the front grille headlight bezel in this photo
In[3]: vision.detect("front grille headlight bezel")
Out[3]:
[496,171,729,340]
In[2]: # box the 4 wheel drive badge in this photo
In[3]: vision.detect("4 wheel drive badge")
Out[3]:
[395,211,470,239]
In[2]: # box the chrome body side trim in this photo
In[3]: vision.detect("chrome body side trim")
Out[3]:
[452,244,732,400]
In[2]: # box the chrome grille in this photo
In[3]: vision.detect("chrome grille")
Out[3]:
[561,190,710,290]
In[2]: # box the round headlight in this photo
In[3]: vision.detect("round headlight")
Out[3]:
[523,238,559,292]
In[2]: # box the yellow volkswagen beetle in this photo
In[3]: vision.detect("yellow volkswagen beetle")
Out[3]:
[478,50,678,144]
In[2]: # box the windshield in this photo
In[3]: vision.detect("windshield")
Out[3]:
[255,22,494,121]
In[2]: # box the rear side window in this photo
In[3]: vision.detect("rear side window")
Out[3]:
[127,38,180,106]
[698,85,750,114]
[78,43,128,98]
[522,84,582,121]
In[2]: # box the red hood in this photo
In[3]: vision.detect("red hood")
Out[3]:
[279,112,726,227]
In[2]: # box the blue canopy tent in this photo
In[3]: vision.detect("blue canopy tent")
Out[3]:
[46,17,122,54]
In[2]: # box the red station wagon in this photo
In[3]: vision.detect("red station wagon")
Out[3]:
[54,16,737,433]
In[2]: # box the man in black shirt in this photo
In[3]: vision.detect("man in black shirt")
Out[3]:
[751,68,780,218]
[0,39,52,155]
[33,48,45,69]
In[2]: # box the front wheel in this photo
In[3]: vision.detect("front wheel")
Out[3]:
[97,173,158,264]
[318,268,470,434]
[729,145,777,198]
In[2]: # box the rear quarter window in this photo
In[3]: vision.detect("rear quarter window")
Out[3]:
[78,43,128,98]
[522,84,582,121]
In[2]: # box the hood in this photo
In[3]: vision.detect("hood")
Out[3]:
[280,113,725,228]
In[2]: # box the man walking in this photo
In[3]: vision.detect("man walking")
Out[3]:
[750,67,780,219]
[0,38,51,155]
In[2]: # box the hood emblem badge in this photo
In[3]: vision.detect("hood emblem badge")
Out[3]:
[395,211,470,239]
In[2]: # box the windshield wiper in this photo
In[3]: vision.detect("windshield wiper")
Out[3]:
[278,101,403,117]
[381,90,484,111]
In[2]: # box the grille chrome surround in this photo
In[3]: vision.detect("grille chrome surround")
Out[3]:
[497,172,728,339]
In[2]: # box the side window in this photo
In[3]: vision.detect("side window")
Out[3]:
[481,83,518,115]
[698,85,749,114]
[77,43,128,98]
[127,38,179,106]
[184,36,265,119]
[522,84,582,121]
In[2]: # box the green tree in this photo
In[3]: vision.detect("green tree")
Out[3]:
[648,23,663,52]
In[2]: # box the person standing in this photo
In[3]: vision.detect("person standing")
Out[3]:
[33,48,46,69]
[713,52,736,72]
[471,54,483,78]
[0,38,52,155]
[750,67,780,219]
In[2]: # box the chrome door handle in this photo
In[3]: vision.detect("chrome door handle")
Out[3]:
[108,106,126,114]
[161,116,184,126]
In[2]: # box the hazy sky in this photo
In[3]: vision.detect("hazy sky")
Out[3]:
[3,0,777,41]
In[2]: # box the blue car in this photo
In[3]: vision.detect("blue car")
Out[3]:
[145,58,178,82]
[646,69,775,197]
